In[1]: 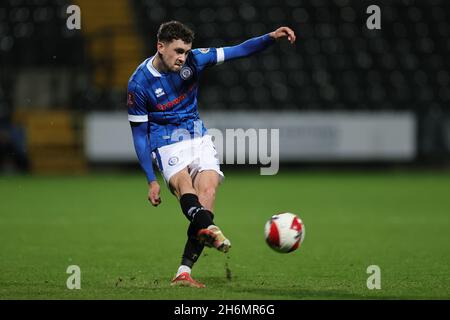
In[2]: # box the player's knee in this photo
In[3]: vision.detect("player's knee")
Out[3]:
[199,186,216,201]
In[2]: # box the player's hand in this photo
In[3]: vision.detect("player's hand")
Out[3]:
[148,181,162,207]
[269,26,296,44]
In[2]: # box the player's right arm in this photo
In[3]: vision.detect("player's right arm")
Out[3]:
[128,81,161,207]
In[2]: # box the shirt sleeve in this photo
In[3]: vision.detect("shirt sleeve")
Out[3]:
[127,81,149,123]
[221,33,275,62]
[190,47,221,73]
[130,122,156,183]
[191,34,275,72]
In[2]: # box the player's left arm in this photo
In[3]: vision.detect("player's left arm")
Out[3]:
[221,26,296,62]
[192,26,296,70]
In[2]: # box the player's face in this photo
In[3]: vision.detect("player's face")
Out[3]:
[158,39,192,72]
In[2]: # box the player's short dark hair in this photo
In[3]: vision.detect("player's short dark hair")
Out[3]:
[157,21,195,44]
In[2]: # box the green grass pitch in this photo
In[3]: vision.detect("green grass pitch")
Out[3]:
[0,170,449,299]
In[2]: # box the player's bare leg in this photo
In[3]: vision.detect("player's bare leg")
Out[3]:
[169,168,196,197]
[193,170,219,211]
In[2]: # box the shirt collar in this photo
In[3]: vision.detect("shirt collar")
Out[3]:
[146,55,163,77]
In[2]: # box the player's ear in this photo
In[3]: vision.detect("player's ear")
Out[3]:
[157,41,165,54]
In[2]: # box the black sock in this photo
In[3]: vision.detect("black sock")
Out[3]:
[179,193,215,268]
[179,193,214,231]
[181,229,204,268]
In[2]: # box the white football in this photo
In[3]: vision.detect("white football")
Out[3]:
[264,212,305,253]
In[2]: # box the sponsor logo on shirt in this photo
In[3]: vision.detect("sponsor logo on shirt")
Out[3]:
[199,48,210,54]
[155,88,165,98]
[156,84,196,111]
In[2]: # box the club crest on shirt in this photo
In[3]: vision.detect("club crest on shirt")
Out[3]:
[168,156,179,166]
[180,66,193,80]
[199,48,210,54]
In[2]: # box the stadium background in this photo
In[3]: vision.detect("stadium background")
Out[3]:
[0,0,449,299]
